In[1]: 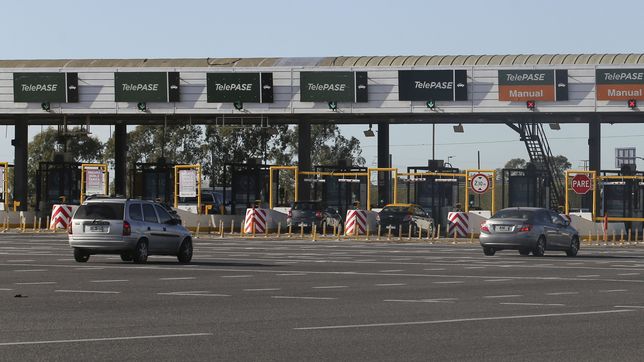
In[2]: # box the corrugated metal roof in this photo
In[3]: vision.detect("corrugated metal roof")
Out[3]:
[3,54,644,68]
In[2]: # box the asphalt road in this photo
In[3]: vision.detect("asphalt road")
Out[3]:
[1,233,644,361]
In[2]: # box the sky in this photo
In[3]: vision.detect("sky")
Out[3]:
[2,0,644,171]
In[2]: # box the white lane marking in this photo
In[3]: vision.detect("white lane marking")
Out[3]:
[220,275,252,278]
[294,310,633,330]
[55,290,120,294]
[13,269,47,272]
[433,281,464,284]
[158,291,230,297]
[385,298,456,303]
[599,289,628,293]
[15,282,57,285]
[464,266,485,269]
[500,302,565,306]
[0,288,14,291]
[615,305,644,309]
[618,273,640,276]
[546,292,579,296]
[312,286,348,289]
[577,275,600,277]
[271,296,336,300]
[424,268,446,271]
[74,267,105,270]
[0,333,213,346]
[276,273,307,276]
[485,279,513,282]
[56,259,75,261]
[375,283,406,287]
[7,259,35,262]
[483,295,523,299]
[379,270,403,272]
[159,277,196,280]
[90,280,129,283]
[243,288,281,292]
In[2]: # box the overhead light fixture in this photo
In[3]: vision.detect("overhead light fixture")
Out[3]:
[137,102,147,112]
[453,123,464,133]
[328,101,337,111]
[549,123,561,130]
[363,123,375,137]
[526,100,536,110]
[41,102,50,112]
[233,101,244,110]
[426,100,436,109]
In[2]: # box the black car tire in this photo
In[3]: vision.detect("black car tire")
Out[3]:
[519,249,530,256]
[566,237,580,257]
[73,248,90,263]
[483,247,496,256]
[177,238,193,264]
[533,236,546,257]
[120,253,133,262]
[133,240,149,264]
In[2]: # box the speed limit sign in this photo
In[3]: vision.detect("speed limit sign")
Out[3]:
[470,173,490,194]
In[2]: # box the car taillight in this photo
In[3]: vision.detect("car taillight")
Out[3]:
[518,224,532,232]
[287,210,292,218]
[480,223,490,234]
[67,223,73,235]
[315,211,322,219]
[123,220,131,236]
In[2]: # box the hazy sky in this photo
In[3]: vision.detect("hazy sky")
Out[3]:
[1,0,644,170]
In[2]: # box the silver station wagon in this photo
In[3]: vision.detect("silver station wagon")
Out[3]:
[68,198,193,264]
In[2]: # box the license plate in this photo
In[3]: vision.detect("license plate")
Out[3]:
[495,225,513,232]
[385,225,396,230]
[298,223,309,227]
[88,225,106,233]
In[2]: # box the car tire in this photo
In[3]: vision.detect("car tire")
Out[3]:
[177,238,193,264]
[566,237,580,257]
[73,248,90,263]
[133,240,149,264]
[519,249,530,256]
[533,237,546,257]
[483,247,496,256]
[120,253,133,262]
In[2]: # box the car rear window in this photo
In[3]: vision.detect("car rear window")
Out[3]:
[75,203,124,220]
[382,206,411,214]
[492,209,534,219]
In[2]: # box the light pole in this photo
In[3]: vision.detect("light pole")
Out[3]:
[446,155,455,168]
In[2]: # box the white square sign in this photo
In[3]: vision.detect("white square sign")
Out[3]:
[85,169,105,196]
[179,169,197,197]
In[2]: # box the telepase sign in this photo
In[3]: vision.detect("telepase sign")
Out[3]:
[114,72,180,102]
[596,69,644,100]
[206,73,273,103]
[13,73,79,102]
[299,72,368,102]
[498,70,568,101]
[398,70,468,101]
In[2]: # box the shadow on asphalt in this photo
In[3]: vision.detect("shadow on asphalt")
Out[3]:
[112,260,281,267]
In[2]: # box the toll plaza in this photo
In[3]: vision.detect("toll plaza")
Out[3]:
[36,160,82,214]
[223,161,271,215]
[500,165,551,209]
[129,160,175,203]
[302,164,368,214]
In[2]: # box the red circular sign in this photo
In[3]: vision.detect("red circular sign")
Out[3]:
[571,174,592,195]
[470,173,490,194]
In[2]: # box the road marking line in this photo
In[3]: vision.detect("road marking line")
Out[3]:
[618,273,639,276]
[484,279,513,282]
[0,288,14,291]
[577,275,600,277]
[599,289,628,293]
[483,295,522,299]
[271,296,336,300]
[293,310,633,330]
[74,267,105,270]
[90,280,129,283]
[221,275,252,278]
[243,288,281,291]
[375,283,406,287]
[423,268,446,271]
[379,270,403,272]
[0,333,213,346]
[159,277,196,280]
[15,282,57,285]
[464,267,485,269]
[276,273,307,276]
[7,260,35,262]
[56,259,75,261]
[13,269,47,272]
[546,292,579,296]
[312,286,348,289]
[500,302,565,306]
[159,292,230,297]
[614,305,644,309]
[433,281,464,284]
[55,290,120,294]
[384,298,456,303]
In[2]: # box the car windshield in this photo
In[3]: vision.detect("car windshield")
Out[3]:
[492,209,534,220]
[75,203,124,220]
[293,202,320,211]
[382,206,411,214]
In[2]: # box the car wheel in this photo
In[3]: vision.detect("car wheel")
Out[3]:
[120,253,133,262]
[533,237,546,257]
[177,238,193,264]
[483,247,496,256]
[73,248,90,263]
[519,249,530,256]
[566,237,580,257]
[133,240,149,264]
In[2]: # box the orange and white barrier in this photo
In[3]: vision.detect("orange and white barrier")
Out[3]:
[50,204,76,230]
[244,208,268,234]
[345,209,367,235]
[448,212,469,237]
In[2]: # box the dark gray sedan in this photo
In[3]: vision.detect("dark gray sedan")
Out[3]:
[479,207,579,257]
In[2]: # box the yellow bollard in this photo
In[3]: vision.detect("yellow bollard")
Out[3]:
[628,229,632,244]
[398,225,402,241]
[453,229,458,244]
[252,221,256,238]
[620,229,625,245]
[288,225,292,238]
[220,220,225,238]
[300,224,304,238]
[377,224,381,241]
[323,223,327,236]
[332,224,337,238]
[32,216,37,232]
[312,224,317,242]
[418,226,423,241]
[277,222,282,238]
[470,231,474,244]
[265,224,269,238]
[230,220,235,235]
[195,222,201,238]
[636,229,640,245]
[408,224,412,241]
[436,224,441,241]
[387,226,392,241]
[366,225,370,241]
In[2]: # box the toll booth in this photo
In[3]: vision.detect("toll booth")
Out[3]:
[304,165,368,214]
[36,161,82,213]
[400,164,462,228]
[224,161,270,215]
[129,161,175,202]
[501,165,550,209]
[600,168,644,232]
[0,163,10,211]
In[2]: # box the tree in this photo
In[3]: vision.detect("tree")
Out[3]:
[504,158,527,169]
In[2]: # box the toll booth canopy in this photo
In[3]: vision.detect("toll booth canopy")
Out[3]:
[601,170,644,224]
[129,162,175,203]
[36,161,82,212]
[224,162,270,215]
